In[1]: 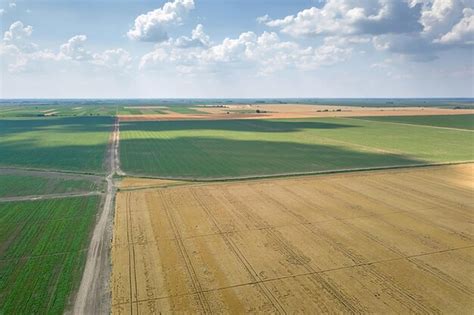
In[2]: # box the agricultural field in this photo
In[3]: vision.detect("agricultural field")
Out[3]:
[0,104,204,117]
[0,117,113,173]
[0,171,103,198]
[119,117,474,179]
[357,114,474,130]
[0,105,118,117]
[0,196,101,314]
[165,106,207,115]
[112,164,474,313]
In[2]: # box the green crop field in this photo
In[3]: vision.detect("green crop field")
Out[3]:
[0,117,113,173]
[0,105,118,117]
[0,196,100,314]
[355,114,474,130]
[119,117,474,179]
[0,104,200,117]
[0,173,102,198]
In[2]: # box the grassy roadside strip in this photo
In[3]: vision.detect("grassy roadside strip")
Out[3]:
[116,161,473,185]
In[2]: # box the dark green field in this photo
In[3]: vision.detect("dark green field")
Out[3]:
[119,116,474,179]
[0,196,100,314]
[0,173,102,198]
[0,117,113,173]
[356,114,474,130]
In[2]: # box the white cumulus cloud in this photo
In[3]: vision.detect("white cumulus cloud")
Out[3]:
[1,21,133,73]
[92,48,133,70]
[3,21,33,42]
[127,0,195,42]
[264,0,423,37]
[59,35,92,61]
[139,29,353,75]
[435,8,474,45]
[263,0,473,61]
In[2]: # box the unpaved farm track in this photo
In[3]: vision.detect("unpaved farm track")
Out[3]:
[0,191,101,203]
[112,163,474,314]
[72,118,120,314]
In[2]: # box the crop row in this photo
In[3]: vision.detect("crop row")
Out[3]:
[119,118,474,179]
[0,174,101,198]
[0,196,100,314]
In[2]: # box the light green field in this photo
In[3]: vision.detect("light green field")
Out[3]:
[0,117,113,173]
[0,196,100,314]
[356,114,474,130]
[0,173,102,198]
[119,117,474,179]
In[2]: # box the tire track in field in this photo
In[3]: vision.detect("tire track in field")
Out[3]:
[259,182,474,312]
[126,192,138,314]
[328,181,474,243]
[251,185,433,313]
[158,190,212,313]
[109,244,474,311]
[205,187,361,313]
[189,188,286,314]
[408,257,474,295]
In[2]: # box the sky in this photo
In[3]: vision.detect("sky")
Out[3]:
[0,0,473,98]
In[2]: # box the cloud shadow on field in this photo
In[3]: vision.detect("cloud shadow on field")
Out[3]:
[119,136,426,179]
[0,117,114,172]
[0,116,114,136]
[0,139,109,173]
[120,119,358,133]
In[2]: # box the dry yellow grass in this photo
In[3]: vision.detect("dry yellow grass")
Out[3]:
[112,164,474,314]
[119,177,184,190]
[118,104,474,121]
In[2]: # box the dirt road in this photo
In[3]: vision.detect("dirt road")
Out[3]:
[73,118,120,314]
[0,191,101,203]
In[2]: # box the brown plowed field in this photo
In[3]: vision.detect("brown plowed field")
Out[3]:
[112,164,474,314]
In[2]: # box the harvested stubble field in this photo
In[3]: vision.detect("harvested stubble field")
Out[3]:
[119,116,474,179]
[112,163,474,314]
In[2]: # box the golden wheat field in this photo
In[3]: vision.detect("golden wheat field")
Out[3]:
[111,164,474,314]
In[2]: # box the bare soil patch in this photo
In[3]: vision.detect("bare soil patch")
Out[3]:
[111,163,474,313]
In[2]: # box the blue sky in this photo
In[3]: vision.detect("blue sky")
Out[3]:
[1,0,473,98]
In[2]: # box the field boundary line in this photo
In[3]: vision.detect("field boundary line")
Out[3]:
[0,191,102,203]
[344,117,474,132]
[111,244,474,308]
[0,166,105,178]
[120,161,474,184]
